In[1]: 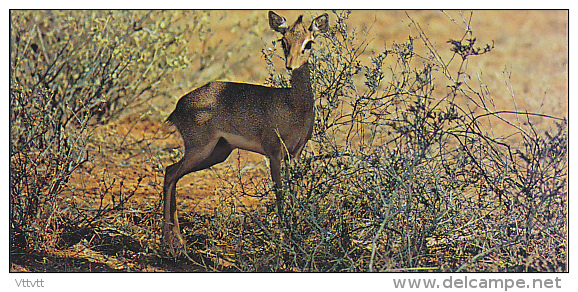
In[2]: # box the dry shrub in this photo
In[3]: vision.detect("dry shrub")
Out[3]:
[10,82,90,251]
[10,10,195,123]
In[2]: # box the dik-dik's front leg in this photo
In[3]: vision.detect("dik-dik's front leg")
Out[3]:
[268,152,285,215]
[267,132,310,215]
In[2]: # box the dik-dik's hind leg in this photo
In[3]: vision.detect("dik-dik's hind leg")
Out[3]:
[162,160,188,249]
[162,139,218,247]
[162,138,234,250]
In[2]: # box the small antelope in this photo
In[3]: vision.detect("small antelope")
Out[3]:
[163,11,329,248]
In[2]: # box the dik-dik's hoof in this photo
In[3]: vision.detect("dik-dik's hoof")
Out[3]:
[162,222,187,258]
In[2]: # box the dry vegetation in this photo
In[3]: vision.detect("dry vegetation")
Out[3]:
[10,10,567,272]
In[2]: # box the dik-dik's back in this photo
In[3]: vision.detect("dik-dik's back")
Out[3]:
[166,79,309,156]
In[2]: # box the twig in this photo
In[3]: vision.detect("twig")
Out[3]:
[36,25,50,64]
[369,213,388,272]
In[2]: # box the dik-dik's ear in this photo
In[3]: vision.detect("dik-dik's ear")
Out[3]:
[269,11,288,34]
[309,13,329,36]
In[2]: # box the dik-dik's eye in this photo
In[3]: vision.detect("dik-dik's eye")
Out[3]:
[301,40,313,54]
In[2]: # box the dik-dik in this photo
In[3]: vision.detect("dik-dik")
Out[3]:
[163,11,329,248]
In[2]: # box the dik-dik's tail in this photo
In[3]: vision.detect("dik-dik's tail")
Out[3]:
[165,111,176,125]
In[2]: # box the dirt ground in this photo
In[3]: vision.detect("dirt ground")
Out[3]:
[10,10,568,272]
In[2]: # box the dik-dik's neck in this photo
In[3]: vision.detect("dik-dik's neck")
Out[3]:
[289,62,314,109]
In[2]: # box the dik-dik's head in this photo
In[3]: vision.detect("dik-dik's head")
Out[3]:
[268,11,329,70]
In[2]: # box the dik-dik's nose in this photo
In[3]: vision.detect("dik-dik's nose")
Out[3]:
[285,57,296,71]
